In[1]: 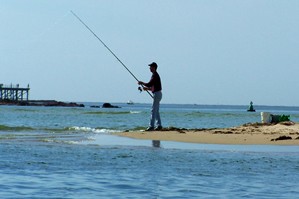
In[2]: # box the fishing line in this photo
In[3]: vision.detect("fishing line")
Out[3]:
[37,12,71,39]
[3,11,70,51]
[70,10,153,99]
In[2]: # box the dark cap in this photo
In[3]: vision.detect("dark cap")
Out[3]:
[148,62,158,68]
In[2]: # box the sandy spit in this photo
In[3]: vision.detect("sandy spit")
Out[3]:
[115,122,299,145]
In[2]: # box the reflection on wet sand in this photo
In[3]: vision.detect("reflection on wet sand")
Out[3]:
[152,140,161,148]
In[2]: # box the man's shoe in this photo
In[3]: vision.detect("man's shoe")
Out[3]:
[145,127,154,131]
[155,126,163,131]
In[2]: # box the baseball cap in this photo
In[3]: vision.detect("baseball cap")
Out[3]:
[148,62,158,68]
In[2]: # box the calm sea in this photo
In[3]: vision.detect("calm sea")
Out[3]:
[1,103,299,198]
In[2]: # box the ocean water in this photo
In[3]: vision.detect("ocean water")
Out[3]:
[1,103,299,198]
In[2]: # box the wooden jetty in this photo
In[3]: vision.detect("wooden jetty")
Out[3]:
[0,83,84,107]
[0,84,30,102]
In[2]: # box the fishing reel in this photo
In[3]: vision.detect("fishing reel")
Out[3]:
[138,86,143,93]
[138,86,153,98]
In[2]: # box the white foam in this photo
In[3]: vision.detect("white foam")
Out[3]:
[130,111,141,114]
[69,126,121,134]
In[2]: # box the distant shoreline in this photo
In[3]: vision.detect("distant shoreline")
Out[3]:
[0,100,85,107]
[116,122,299,145]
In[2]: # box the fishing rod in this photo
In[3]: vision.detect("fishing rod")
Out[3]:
[70,11,153,99]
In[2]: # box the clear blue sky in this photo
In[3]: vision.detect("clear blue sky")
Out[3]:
[1,1,298,105]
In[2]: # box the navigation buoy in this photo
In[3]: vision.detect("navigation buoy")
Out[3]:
[247,101,255,112]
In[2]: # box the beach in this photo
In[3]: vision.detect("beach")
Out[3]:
[117,122,299,145]
[1,103,299,198]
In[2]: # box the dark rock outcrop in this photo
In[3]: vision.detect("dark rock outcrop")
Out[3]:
[102,103,120,108]
[271,135,292,141]
[0,100,84,107]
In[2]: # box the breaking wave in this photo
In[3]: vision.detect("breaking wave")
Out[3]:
[67,126,121,134]
[0,125,35,131]
[0,125,120,135]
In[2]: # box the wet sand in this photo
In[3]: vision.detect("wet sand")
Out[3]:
[116,122,299,145]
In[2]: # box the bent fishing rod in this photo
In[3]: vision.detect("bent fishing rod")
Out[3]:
[70,11,153,99]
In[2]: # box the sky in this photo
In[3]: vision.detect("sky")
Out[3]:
[1,0,299,106]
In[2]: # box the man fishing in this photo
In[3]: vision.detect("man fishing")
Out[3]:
[138,62,162,131]
[71,12,162,130]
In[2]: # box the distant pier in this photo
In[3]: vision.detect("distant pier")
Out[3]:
[0,84,30,102]
[0,83,84,107]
